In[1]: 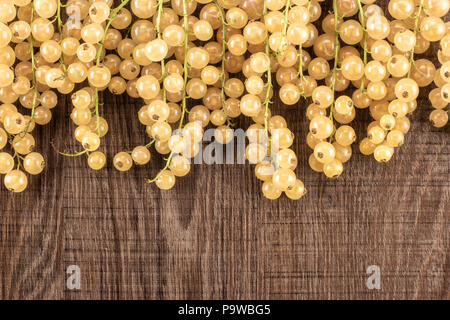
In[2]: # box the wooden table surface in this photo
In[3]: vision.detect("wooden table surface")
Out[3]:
[1,2,449,300]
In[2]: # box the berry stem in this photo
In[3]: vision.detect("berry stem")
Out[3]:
[328,0,340,136]
[156,0,167,102]
[125,139,155,154]
[331,0,339,94]
[13,152,24,161]
[13,152,23,170]
[93,0,131,137]
[96,0,130,65]
[408,0,424,78]
[145,139,156,149]
[125,0,166,156]
[297,1,311,86]
[57,0,66,72]
[19,6,38,139]
[178,0,189,131]
[58,150,88,157]
[298,45,304,79]
[58,0,131,158]
[93,87,100,136]
[51,141,88,157]
[282,0,291,38]
[356,0,367,92]
[147,153,173,183]
[213,0,232,126]
[148,0,190,184]
[124,0,165,157]
[263,2,272,149]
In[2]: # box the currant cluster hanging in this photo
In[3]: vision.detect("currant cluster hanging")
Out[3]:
[0,0,448,199]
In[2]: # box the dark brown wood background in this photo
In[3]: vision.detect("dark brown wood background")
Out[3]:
[0,1,449,300]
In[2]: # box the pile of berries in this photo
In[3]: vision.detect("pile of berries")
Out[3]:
[0,0,448,199]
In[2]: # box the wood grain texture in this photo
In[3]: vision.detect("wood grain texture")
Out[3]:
[0,1,449,300]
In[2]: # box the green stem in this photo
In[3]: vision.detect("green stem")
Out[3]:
[96,0,130,65]
[178,0,189,131]
[93,0,131,136]
[331,0,339,95]
[59,150,88,157]
[145,139,156,149]
[125,139,155,154]
[18,7,38,139]
[148,0,189,184]
[94,87,100,136]
[124,1,165,158]
[263,3,272,149]
[297,1,311,92]
[282,0,291,38]
[356,0,367,92]
[57,0,66,72]
[213,0,232,126]
[297,45,304,79]
[13,152,24,161]
[328,0,341,143]
[14,152,22,170]
[58,1,130,159]
[148,153,173,183]
[51,141,89,157]
[156,0,167,102]
[408,0,424,78]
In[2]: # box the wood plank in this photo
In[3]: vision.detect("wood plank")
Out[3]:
[0,0,448,300]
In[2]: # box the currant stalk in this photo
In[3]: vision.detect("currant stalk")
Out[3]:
[213,0,232,127]
[139,0,167,150]
[155,0,167,103]
[328,0,340,139]
[178,0,189,132]
[56,0,66,72]
[282,0,291,39]
[296,1,311,94]
[297,45,304,80]
[13,151,24,170]
[262,3,272,148]
[356,0,367,92]
[55,0,130,158]
[407,0,424,78]
[93,0,131,136]
[125,0,165,154]
[275,0,291,62]
[148,0,189,184]
[17,6,38,139]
